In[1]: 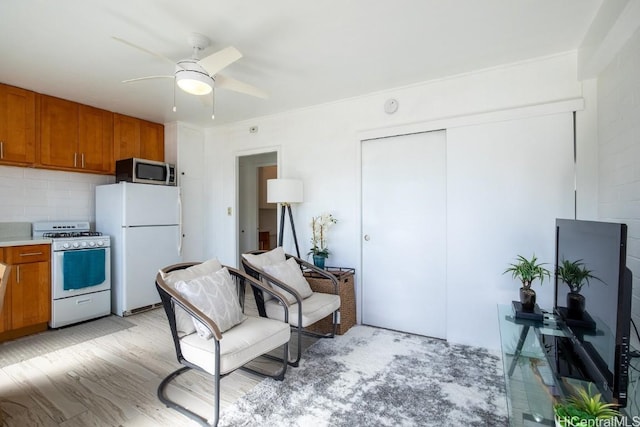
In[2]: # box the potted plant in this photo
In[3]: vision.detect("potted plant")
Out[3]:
[553,384,620,426]
[308,213,337,269]
[504,254,550,311]
[557,259,600,318]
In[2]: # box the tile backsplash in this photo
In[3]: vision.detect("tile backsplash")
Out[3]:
[0,165,115,223]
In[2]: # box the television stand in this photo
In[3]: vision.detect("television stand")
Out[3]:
[498,304,573,425]
[498,304,640,425]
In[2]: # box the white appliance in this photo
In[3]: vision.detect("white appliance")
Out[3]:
[96,182,182,316]
[32,221,111,328]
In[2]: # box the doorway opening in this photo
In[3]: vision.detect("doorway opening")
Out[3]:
[238,152,277,262]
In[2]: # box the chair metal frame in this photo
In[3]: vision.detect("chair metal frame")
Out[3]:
[241,250,339,366]
[156,262,290,427]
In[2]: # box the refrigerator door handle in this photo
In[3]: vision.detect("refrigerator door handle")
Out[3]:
[177,194,183,256]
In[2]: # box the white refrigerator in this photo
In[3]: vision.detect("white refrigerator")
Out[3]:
[96,182,182,316]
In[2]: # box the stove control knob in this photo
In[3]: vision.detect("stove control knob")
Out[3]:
[62,242,70,249]
[89,241,96,247]
[81,241,88,248]
[97,240,104,246]
[72,242,80,248]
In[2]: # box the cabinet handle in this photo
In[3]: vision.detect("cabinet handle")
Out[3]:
[81,153,85,168]
[19,252,43,257]
[74,152,77,167]
[16,265,20,283]
[0,141,3,159]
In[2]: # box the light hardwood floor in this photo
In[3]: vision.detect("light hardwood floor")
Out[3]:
[0,303,315,426]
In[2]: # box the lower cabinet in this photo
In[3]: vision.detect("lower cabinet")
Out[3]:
[0,244,51,342]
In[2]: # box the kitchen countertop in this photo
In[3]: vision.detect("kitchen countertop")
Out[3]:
[0,221,51,247]
[0,237,52,247]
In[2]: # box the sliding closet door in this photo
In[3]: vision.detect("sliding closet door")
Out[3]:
[361,130,447,339]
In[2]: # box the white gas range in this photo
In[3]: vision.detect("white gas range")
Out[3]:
[33,221,111,328]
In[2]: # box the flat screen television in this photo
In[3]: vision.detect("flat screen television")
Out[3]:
[553,218,632,407]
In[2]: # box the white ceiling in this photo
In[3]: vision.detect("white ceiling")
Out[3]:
[0,0,602,127]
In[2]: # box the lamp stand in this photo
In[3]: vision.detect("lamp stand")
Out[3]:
[278,203,301,258]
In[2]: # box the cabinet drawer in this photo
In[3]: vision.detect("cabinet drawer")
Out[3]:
[4,244,50,264]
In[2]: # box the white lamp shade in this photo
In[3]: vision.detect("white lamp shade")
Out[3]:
[267,179,303,204]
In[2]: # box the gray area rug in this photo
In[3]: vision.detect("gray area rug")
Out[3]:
[0,315,134,368]
[219,325,509,426]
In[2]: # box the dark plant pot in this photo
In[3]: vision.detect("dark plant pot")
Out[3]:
[313,255,326,269]
[519,287,536,312]
[567,291,585,318]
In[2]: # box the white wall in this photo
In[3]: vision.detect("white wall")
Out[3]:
[200,52,596,349]
[596,26,640,347]
[0,165,114,224]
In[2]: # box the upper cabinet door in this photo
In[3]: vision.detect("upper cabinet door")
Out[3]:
[113,113,141,161]
[39,95,79,168]
[0,84,36,165]
[140,120,164,162]
[79,105,113,173]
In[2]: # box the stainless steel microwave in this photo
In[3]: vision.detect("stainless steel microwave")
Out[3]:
[115,158,177,186]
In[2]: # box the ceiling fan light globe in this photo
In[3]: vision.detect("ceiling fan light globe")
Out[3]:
[176,69,213,95]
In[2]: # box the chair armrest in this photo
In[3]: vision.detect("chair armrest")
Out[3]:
[286,254,340,295]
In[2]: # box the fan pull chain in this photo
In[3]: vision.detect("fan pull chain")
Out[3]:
[172,77,177,112]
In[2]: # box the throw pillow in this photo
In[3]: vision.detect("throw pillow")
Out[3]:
[242,247,286,301]
[262,257,313,304]
[175,267,246,338]
[242,246,285,268]
[160,258,224,334]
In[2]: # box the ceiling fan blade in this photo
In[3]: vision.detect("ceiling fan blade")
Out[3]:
[112,36,180,68]
[198,46,242,76]
[122,75,174,83]
[216,74,268,99]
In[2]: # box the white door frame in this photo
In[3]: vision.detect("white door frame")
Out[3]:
[235,146,280,267]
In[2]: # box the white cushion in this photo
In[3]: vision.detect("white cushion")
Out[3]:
[161,259,224,334]
[242,247,286,302]
[262,258,313,304]
[180,316,291,375]
[265,292,340,327]
[175,268,246,338]
[241,247,285,269]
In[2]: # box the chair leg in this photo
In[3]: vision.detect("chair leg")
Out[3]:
[158,365,219,426]
[289,309,340,366]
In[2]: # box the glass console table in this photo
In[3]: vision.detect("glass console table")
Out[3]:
[498,304,565,426]
[498,304,640,426]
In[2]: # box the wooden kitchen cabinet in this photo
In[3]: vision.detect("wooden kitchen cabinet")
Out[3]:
[0,244,51,342]
[258,165,277,209]
[0,83,36,165]
[39,94,79,168]
[114,113,164,163]
[79,104,113,173]
[39,95,113,173]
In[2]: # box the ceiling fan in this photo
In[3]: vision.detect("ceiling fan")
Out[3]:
[114,33,267,119]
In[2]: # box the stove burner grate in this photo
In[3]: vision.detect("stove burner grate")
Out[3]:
[43,231,103,238]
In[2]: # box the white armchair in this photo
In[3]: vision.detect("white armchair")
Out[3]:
[241,247,341,366]
[156,260,291,426]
